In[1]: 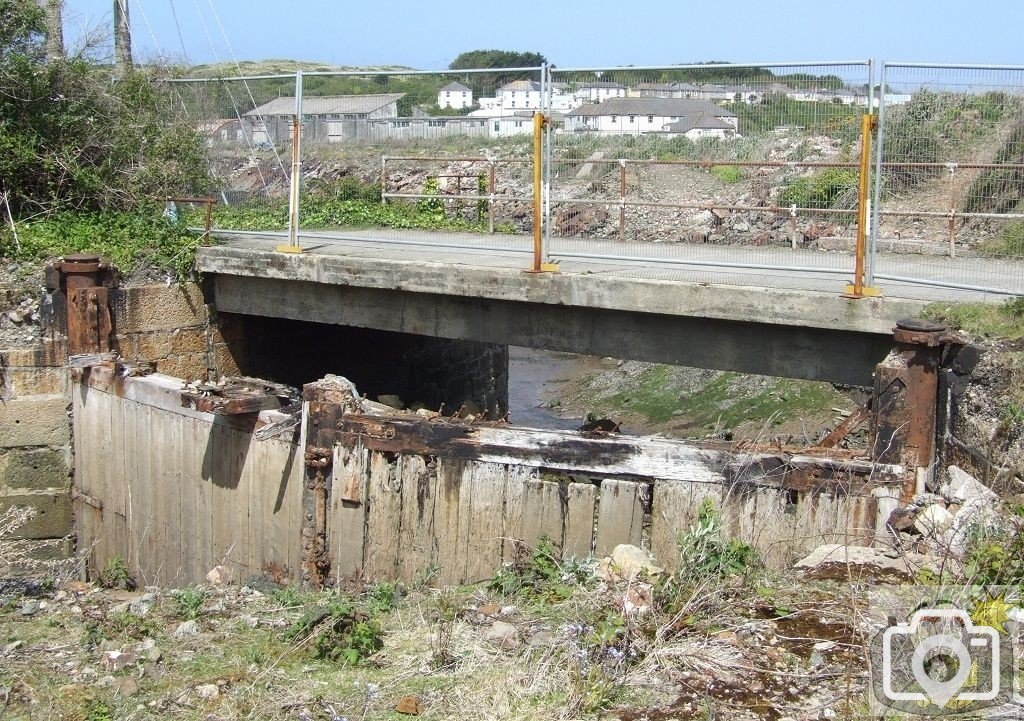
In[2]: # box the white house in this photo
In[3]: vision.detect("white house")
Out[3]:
[575,81,626,103]
[498,80,543,110]
[565,97,738,137]
[438,81,473,110]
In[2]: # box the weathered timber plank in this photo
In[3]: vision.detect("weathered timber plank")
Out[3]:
[521,480,563,552]
[106,389,128,574]
[433,458,467,586]
[595,480,645,556]
[463,462,506,584]
[188,415,212,582]
[362,451,401,581]
[500,465,531,563]
[396,455,435,584]
[563,483,597,559]
[333,416,903,491]
[650,480,724,571]
[330,442,368,581]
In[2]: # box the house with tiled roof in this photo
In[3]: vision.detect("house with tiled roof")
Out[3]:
[565,97,738,138]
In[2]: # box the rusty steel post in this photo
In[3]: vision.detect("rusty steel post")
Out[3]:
[52,253,115,356]
[870,318,947,501]
[488,162,496,234]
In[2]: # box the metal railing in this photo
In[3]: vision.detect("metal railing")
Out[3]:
[157,59,1024,301]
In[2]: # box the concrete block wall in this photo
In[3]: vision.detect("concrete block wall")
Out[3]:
[0,341,74,545]
[112,284,214,381]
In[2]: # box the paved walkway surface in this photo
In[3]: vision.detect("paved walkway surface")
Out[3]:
[210,228,1023,303]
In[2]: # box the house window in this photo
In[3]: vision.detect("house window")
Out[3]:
[493,121,500,132]
[611,115,618,123]
[629,115,636,123]
[647,115,654,123]
[515,121,523,127]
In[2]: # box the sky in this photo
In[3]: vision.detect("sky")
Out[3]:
[61,0,1024,72]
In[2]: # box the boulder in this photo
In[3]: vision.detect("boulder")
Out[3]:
[794,544,947,582]
[597,544,663,582]
[940,466,998,506]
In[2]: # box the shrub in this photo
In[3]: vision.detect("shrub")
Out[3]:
[97,556,136,591]
[777,168,858,209]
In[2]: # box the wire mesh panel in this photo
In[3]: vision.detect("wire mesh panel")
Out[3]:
[546,62,873,292]
[872,64,1024,299]
[163,68,543,256]
[161,74,301,233]
[291,68,542,255]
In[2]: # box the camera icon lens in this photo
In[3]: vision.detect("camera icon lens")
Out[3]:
[878,608,1002,711]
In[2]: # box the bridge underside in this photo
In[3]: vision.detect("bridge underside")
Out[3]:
[210,273,893,386]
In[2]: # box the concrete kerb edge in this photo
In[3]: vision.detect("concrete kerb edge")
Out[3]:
[196,246,927,336]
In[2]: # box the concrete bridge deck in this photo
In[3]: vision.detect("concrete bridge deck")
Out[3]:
[195,231,997,386]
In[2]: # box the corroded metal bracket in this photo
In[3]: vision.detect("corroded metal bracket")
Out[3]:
[870,318,966,501]
[49,253,117,356]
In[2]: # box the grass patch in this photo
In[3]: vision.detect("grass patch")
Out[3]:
[709,165,743,183]
[923,297,1024,341]
[583,365,847,435]
[978,221,1024,258]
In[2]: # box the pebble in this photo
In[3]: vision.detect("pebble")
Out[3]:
[194,683,220,699]
[20,600,40,616]
[173,620,199,638]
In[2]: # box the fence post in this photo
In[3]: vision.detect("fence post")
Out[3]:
[618,159,627,241]
[846,113,881,298]
[487,160,496,234]
[868,63,888,289]
[278,69,304,254]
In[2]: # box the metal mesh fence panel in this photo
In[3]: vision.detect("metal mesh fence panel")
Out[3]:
[292,68,542,255]
[161,75,301,233]
[546,62,873,292]
[873,64,1024,300]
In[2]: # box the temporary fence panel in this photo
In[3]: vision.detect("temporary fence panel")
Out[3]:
[872,63,1024,299]
[545,62,873,294]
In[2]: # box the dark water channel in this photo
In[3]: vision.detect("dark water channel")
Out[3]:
[507,346,605,430]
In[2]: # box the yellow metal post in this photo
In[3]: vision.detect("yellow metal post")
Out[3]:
[528,112,559,273]
[845,113,880,297]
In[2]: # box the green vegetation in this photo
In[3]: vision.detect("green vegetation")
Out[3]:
[8,211,200,279]
[578,365,848,437]
[285,595,384,665]
[709,165,743,183]
[172,587,208,620]
[979,221,1024,258]
[674,499,759,581]
[923,297,1024,341]
[882,89,1020,195]
[963,510,1024,586]
[777,167,858,209]
[726,95,862,140]
[0,0,209,278]
[488,535,592,601]
[96,556,135,591]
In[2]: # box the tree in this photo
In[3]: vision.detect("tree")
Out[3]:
[448,49,547,93]
[39,0,62,60]
[0,0,209,216]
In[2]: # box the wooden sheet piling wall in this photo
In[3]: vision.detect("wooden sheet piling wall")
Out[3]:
[72,368,303,587]
[73,371,904,588]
